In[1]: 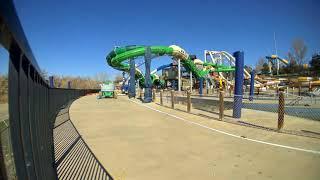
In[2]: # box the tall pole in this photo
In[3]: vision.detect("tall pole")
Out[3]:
[129,58,136,98]
[274,32,278,56]
[122,71,126,92]
[274,32,279,75]
[233,51,244,118]
[204,51,208,94]
[144,46,152,103]
[178,59,181,92]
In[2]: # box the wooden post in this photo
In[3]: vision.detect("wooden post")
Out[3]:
[152,89,156,102]
[309,81,312,92]
[278,90,285,130]
[292,87,295,95]
[160,90,163,106]
[299,83,301,96]
[113,91,117,99]
[139,89,143,99]
[171,90,174,109]
[219,89,224,120]
[187,90,191,113]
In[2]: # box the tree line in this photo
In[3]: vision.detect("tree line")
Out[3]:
[41,71,112,89]
[0,72,116,103]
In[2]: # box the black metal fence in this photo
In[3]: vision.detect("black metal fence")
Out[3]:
[53,101,113,180]
[0,0,101,179]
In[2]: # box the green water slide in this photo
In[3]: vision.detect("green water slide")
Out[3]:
[106,45,235,87]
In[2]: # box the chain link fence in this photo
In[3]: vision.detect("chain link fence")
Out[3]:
[154,88,320,138]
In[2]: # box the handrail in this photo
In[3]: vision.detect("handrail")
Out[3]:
[0,0,41,72]
[0,1,102,179]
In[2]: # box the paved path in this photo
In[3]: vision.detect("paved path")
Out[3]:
[70,95,320,180]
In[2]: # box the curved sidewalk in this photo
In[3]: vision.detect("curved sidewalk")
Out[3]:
[70,95,320,180]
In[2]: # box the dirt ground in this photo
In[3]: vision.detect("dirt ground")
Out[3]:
[70,95,320,180]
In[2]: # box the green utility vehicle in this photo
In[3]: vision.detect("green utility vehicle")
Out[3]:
[97,81,117,99]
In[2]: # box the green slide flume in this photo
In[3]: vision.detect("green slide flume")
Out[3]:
[106,45,235,87]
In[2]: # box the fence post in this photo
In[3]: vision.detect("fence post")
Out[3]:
[219,89,224,120]
[292,87,295,95]
[160,90,163,105]
[152,89,156,102]
[309,81,312,92]
[113,91,117,99]
[299,83,301,96]
[139,88,143,99]
[278,90,285,130]
[187,90,191,113]
[171,90,174,109]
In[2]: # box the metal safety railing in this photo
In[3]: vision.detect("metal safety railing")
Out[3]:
[0,0,107,179]
[53,101,113,180]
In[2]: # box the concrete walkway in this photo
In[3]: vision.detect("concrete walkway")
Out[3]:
[70,95,320,180]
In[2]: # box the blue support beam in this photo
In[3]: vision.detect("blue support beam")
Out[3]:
[121,71,125,92]
[155,63,172,72]
[249,70,255,101]
[233,51,244,118]
[199,77,203,96]
[144,46,152,103]
[129,58,136,98]
[172,80,176,90]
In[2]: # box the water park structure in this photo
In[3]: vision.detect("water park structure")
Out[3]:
[2,1,320,179]
[266,55,289,75]
[105,44,320,122]
[103,45,320,178]
[106,45,236,88]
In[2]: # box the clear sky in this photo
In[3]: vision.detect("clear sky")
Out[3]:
[3,0,319,78]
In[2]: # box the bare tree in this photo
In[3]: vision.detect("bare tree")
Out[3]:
[255,57,266,72]
[310,53,320,76]
[289,39,308,65]
[41,69,49,80]
[94,72,110,83]
[113,73,123,83]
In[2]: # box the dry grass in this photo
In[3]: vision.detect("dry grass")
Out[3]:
[51,75,101,89]
[0,74,103,104]
[0,75,8,103]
